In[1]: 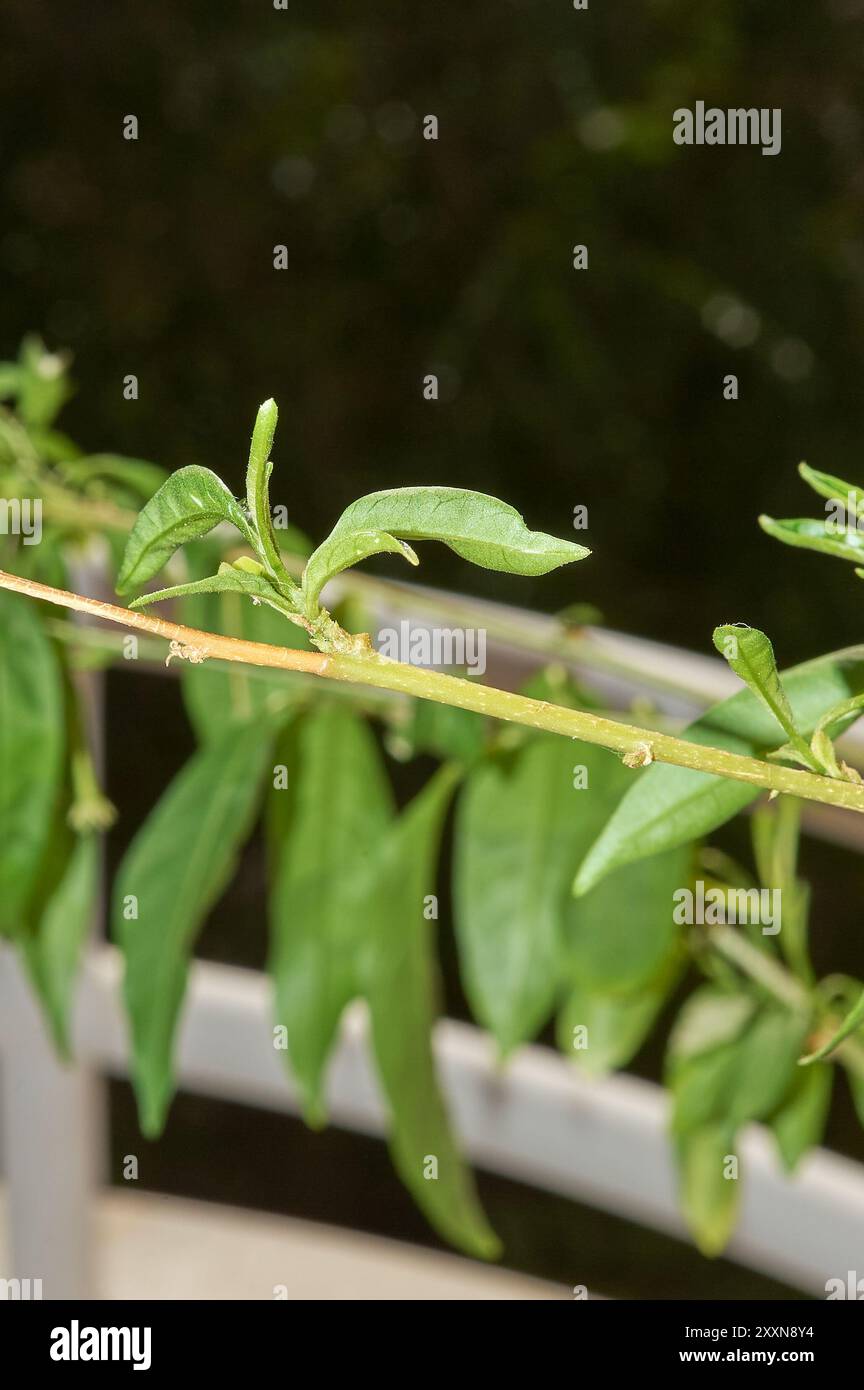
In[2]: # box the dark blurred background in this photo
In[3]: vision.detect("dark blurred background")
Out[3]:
[3,0,864,1296]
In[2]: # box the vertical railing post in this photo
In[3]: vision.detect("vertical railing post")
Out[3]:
[0,950,103,1299]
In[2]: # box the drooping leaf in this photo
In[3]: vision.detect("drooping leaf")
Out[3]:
[677,1123,741,1257]
[669,997,807,1136]
[563,841,690,993]
[798,462,864,521]
[724,1009,809,1126]
[456,730,691,1052]
[116,465,257,593]
[575,645,864,894]
[267,705,394,1122]
[115,722,272,1135]
[22,834,98,1057]
[0,591,64,936]
[303,529,419,614]
[454,739,613,1053]
[302,486,589,615]
[758,515,864,564]
[358,766,500,1259]
[770,1064,832,1173]
[181,543,310,743]
[712,625,808,756]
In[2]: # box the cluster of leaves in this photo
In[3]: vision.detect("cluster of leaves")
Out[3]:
[0,339,170,1054]
[5,353,864,1261]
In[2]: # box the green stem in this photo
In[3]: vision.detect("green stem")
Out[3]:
[6,567,864,817]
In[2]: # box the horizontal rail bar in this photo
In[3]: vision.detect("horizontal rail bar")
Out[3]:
[17,945,860,1296]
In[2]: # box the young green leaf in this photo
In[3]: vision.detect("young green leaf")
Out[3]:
[302,486,589,616]
[22,834,98,1057]
[267,706,394,1123]
[800,987,864,1064]
[0,592,64,936]
[302,530,419,615]
[574,645,864,895]
[811,691,864,742]
[245,399,292,583]
[712,625,815,767]
[116,465,257,594]
[115,722,272,1135]
[129,563,300,621]
[358,766,500,1259]
[758,515,864,564]
[798,462,864,521]
[769,1064,832,1173]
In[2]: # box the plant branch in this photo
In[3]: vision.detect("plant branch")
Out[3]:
[5,566,864,814]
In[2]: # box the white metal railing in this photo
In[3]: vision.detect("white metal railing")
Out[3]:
[2,943,864,1298]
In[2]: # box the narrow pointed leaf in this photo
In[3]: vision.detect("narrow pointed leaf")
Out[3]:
[454,739,614,1053]
[130,565,297,617]
[759,515,864,564]
[267,706,394,1121]
[575,646,864,894]
[245,399,287,579]
[115,722,272,1134]
[812,691,864,740]
[798,462,864,520]
[0,592,64,936]
[359,767,500,1259]
[117,465,257,593]
[22,834,98,1056]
